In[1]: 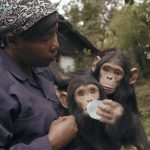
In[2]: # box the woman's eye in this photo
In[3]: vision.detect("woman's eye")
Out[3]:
[41,37,49,42]
[41,32,56,42]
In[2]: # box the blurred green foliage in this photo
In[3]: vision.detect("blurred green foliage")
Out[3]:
[74,48,93,70]
[63,0,150,77]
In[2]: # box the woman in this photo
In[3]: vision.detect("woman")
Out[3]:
[0,0,77,150]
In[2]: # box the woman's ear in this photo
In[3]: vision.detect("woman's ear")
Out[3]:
[92,56,101,72]
[129,68,139,85]
[59,92,69,109]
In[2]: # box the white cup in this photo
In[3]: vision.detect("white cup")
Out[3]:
[87,100,103,120]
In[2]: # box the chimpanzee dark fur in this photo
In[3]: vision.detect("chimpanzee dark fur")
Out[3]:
[92,52,149,150]
[60,75,120,150]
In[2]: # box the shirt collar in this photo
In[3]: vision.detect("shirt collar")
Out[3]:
[0,49,28,81]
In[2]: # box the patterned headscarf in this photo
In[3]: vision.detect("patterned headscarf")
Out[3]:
[0,0,57,36]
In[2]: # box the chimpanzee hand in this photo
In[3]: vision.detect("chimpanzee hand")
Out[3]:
[97,99,124,125]
[48,115,78,150]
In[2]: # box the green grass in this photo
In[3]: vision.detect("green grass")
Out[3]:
[120,80,150,149]
[135,79,150,136]
[141,111,150,136]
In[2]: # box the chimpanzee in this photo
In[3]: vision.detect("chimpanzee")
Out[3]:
[91,51,149,150]
[59,75,126,150]
[49,63,90,103]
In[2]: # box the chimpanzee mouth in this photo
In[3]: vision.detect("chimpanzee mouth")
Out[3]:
[83,107,87,113]
[102,86,113,91]
[102,86,114,94]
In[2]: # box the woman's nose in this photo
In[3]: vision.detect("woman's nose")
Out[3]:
[52,34,59,50]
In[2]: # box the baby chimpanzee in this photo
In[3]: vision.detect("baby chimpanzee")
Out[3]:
[59,75,124,150]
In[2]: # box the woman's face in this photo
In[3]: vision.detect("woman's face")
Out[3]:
[12,23,59,67]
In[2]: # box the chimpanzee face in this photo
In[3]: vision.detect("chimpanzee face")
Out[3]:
[99,61,124,94]
[74,84,100,114]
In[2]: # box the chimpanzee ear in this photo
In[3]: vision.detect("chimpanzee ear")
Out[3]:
[59,92,69,109]
[92,56,101,72]
[129,68,139,85]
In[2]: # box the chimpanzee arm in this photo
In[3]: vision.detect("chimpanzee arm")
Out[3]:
[105,111,149,150]
[60,136,94,150]
[130,114,149,150]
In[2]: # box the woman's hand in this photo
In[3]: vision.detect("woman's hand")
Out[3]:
[97,99,124,125]
[48,115,78,150]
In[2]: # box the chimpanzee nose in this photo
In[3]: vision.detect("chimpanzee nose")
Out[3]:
[87,99,92,102]
[107,76,113,80]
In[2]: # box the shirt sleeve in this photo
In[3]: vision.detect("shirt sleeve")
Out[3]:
[5,136,52,150]
[0,88,52,150]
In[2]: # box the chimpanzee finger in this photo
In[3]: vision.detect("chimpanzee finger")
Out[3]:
[98,103,113,114]
[100,117,115,125]
[102,99,116,107]
[96,110,113,120]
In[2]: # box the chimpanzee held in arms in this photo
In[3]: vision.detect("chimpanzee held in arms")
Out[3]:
[59,75,126,150]
[91,51,149,150]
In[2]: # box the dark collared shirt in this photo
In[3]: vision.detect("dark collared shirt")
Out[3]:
[0,49,59,150]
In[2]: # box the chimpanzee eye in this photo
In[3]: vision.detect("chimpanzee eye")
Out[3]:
[103,66,109,72]
[90,88,95,94]
[115,70,121,75]
[78,90,84,96]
